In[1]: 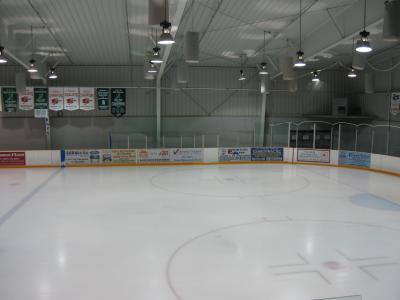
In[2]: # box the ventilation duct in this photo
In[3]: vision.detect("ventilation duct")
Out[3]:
[383,0,400,42]
[280,56,295,80]
[288,79,298,93]
[184,32,200,63]
[364,72,375,94]
[352,52,367,70]
[148,0,169,26]
[15,72,26,94]
[177,61,188,84]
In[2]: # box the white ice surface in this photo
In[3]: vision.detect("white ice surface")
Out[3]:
[0,164,399,300]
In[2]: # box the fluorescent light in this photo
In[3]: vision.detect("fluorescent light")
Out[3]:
[348,69,357,78]
[150,47,163,64]
[158,21,175,45]
[27,59,38,73]
[48,68,58,79]
[312,71,320,82]
[259,62,268,75]
[294,51,306,67]
[0,47,7,63]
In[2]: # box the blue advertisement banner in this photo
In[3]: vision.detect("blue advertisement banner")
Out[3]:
[339,151,371,168]
[218,148,251,162]
[251,147,283,161]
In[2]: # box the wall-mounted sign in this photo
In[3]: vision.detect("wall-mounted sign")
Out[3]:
[18,87,34,110]
[97,88,110,111]
[34,87,49,109]
[391,92,400,116]
[111,88,126,118]
[2,87,18,112]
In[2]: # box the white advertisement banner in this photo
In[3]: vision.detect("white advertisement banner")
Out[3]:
[64,150,101,165]
[170,148,203,162]
[79,87,95,111]
[49,87,64,111]
[297,149,330,163]
[63,87,79,111]
[101,149,136,164]
[218,147,251,162]
[18,87,34,110]
[391,92,400,116]
[138,149,170,163]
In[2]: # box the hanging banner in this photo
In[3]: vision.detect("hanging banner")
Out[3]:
[2,87,18,112]
[34,88,48,109]
[0,151,26,166]
[391,92,400,116]
[339,151,371,168]
[49,87,64,111]
[138,149,170,163]
[111,88,126,118]
[297,149,330,163]
[170,148,203,162]
[97,88,110,111]
[63,87,79,111]
[251,147,284,161]
[218,148,251,162]
[79,87,95,111]
[18,87,34,110]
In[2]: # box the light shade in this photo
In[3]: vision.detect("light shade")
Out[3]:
[294,51,306,67]
[27,59,38,73]
[0,46,7,63]
[238,70,246,81]
[311,71,320,82]
[144,51,156,80]
[279,56,295,80]
[347,69,357,78]
[355,31,372,53]
[48,68,58,79]
[259,62,268,75]
[184,31,199,63]
[158,21,175,45]
[150,47,163,64]
[383,0,400,42]
[148,62,158,73]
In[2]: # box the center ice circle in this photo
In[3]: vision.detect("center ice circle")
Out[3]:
[167,220,400,300]
[150,166,309,197]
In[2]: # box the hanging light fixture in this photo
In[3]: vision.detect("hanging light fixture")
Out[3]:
[259,31,268,75]
[294,0,306,67]
[0,46,7,63]
[27,59,38,73]
[48,67,58,79]
[238,69,246,81]
[355,0,372,53]
[311,71,320,82]
[151,29,163,64]
[158,0,175,45]
[148,62,158,73]
[347,68,357,78]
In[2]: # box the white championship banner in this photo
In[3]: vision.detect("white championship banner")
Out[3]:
[49,87,64,111]
[79,87,95,111]
[63,87,79,111]
[18,87,34,111]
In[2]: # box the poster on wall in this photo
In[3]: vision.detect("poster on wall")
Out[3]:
[170,148,203,162]
[0,151,26,166]
[297,149,330,163]
[391,92,400,116]
[218,148,251,162]
[101,149,136,164]
[339,151,371,168]
[63,150,103,165]
[138,149,170,163]
[111,88,126,118]
[34,88,49,109]
[18,87,34,110]
[63,87,79,111]
[251,147,283,161]
[2,87,18,112]
[79,87,95,111]
[97,88,110,111]
[49,87,64,111]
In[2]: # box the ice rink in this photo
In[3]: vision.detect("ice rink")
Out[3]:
[0,164,400,300]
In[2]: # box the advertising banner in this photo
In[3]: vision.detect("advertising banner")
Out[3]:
[101,149,136,164]
[97,88,110,111]
[18,87,34,110]
[251,147,283,161]
[79,87,95,111]
[111,88,126,118]
[339,151,371,168]
[391,92,400,116]
[218,147,251,162]
[2,87,18,112]
[297,149,330,163]
[49,87,64,111]
[64,150,91,165]
[170,148,203,162]
[0,151,26,166]
[34,88,49,109]
[138,149,170,163]
[63,87,79,111]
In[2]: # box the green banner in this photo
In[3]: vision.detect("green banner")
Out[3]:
[34,88,49,109]
[110,88,126,118]
[97,88,110,111]
[2,87,18,112]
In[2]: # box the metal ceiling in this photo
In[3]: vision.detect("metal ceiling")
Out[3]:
[0,0,392,73]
